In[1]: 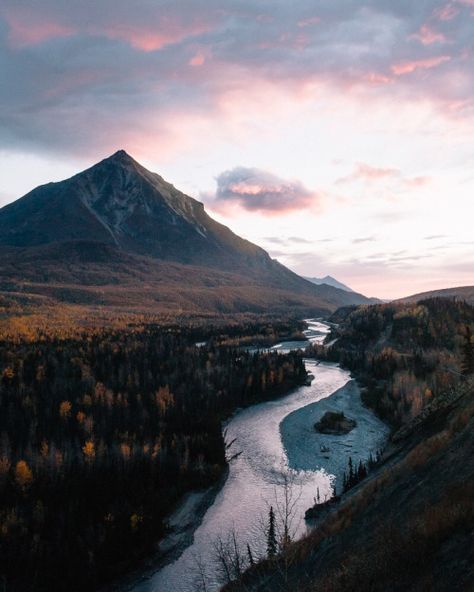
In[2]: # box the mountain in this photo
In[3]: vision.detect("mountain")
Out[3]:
[305,275,354,292]
[399,285,474,305]
[0,151,374,318]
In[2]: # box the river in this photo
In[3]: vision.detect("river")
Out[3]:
[126,320,388,592]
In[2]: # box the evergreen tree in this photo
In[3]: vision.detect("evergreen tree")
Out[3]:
[348,456,354,487]
[267,506,277,558]
[461,326,474,376]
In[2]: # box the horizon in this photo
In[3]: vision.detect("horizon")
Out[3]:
[1,1,473,299]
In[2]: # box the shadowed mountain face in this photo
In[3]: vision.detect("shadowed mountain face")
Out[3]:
[0,150,269,268]
[0,151,373,316]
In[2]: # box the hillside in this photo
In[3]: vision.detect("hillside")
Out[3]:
[227,378,474,592]
[0,151,374,319]
[399,285,474,305]
[225,299,474,592]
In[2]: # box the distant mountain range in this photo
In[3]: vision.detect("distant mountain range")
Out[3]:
[0,151,375,317]
[305,275,354,293]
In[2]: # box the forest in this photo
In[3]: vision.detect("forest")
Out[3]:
[0,321,306,591]
[308,297,474,426]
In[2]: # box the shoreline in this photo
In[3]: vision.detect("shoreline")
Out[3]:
[106,467,229,592]
[280,378,389,489]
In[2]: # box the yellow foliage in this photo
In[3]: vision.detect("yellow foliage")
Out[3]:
[2,367,14,380]
[82,440,96,462]
[59,400,72,418]
[120,443,132,460]
[155,385,174,415]
[15,460,33,490]
[130,513,143,531]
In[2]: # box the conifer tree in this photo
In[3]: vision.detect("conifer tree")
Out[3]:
[267,506,277,558]
[461,326,474,376]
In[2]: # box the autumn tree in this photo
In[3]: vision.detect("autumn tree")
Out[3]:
[15,460,33,490]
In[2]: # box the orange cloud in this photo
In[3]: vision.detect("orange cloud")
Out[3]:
[391,55,451,75]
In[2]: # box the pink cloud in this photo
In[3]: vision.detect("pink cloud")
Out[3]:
[411,24,447,45]
[360,72,393,85]
[4,11,74,47]
[189,51,206,66]
[212,167,319,214]
[188,46,212,66]
[337,164,432,190]
[99,19,213,52]
[433,3,460,21]
[3,7,214,52]
[391,55,451,75]
[337,163,400,184]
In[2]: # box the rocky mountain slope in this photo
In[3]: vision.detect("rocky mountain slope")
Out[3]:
[0,151,374,317]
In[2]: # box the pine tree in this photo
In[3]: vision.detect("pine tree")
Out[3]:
[348,456,354,488]
[461,326,474,376]
[267,506,277,558]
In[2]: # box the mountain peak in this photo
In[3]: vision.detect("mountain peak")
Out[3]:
[102,149,139,168]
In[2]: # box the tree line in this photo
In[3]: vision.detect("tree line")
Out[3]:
[0,322,306,591]
[307,298,474,426]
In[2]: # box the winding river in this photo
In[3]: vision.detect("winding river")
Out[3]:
[127,321,388,592]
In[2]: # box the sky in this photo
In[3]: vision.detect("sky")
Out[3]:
[1,0,473,299]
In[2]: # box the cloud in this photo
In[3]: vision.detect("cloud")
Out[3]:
[337,163,399,184]
[0,0,474,159]
[410,24,446,45]
[352,236,377,244]
[433,3,460,21]
[391,55,451,76]
[211,167,318,213]
[264,236,312,245]
[336,162,432,190]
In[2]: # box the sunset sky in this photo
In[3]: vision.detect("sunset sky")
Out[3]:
[1,0,473,299]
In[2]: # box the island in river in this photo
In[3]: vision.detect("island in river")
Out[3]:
[314,410,356,435]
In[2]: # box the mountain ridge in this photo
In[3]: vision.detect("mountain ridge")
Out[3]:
[398,285,474,305]
[0,151,375,317]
